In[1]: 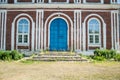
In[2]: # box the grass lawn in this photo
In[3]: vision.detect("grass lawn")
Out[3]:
[0,61,120,80]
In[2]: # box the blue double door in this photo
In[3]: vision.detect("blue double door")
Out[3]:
[50,18,68,51]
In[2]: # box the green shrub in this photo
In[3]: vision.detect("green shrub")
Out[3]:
[93,56,106,61]
[0,51,4,59]
[109,50,116,58]
[0,50,23,61]
[114,54,120,61]
[10,50,23,60]
[93,49,117,61]
[2,51,12,60]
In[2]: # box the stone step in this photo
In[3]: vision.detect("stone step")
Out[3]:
[31,56,87,61]
[39,51,77,56]
[39,54,77,56]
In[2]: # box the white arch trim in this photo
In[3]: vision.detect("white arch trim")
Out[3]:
[83,14,106,51]
[11,13,35,51]
[44,12,73,50]
[84,14,105,24]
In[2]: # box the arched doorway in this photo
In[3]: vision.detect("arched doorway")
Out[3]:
[50,18,68,51]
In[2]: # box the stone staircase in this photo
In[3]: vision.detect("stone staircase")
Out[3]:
[30,52,88,61]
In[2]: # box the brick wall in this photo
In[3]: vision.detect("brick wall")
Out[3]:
[5,9,113,51]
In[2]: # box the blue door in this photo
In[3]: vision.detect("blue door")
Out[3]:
[50,18,67,51]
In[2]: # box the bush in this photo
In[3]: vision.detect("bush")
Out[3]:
[93,56,106,61]
[114,54,120,61]
[0,50,23,61]
[2,51,12,60]
[0,51,4,59]
[10,50,23,60]
[93,49,117,61]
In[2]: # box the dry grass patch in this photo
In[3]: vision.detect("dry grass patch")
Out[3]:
[0,61,120,80]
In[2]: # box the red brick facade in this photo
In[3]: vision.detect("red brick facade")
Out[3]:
[0,0,119,53]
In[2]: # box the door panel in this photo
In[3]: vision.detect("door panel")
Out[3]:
[50,18,67,51]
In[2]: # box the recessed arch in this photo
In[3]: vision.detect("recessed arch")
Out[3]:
[11,13,35,51]
[44,12,73,50]
[83,14,106,51]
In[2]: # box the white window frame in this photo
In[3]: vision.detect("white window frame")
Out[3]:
[111,0,120,4]
[83,0,104,4]
[17,18,30,46]
[49,0,69,3]
[36,0,44,3]
[118,0,120,4]
[14,0,35,4]
[74,0,81,3]
[0,0,7,3]
[88,18,101,46]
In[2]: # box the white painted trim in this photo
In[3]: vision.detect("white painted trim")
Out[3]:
[0,12,2,49]
[71,24,73,51]
[0,11,6,50]
[11,23,14,50]
[41,10,44,50]
[79,11,82,50]
[38,11,41,50]
[0,4,119,9]
[32,22,35,51]
[82,22,86,51]
[110,0,112,4]
[14,0,17,3]
[67,0,69,3]
[1,12,3,50]
[3,11,7,50]
[101,0,104,4]
[49,0,51,3]
[36,10,38,50]
[111,10,119,50]
[5,9,114,12]
[74,10,82,50]
[74,11,76,50]
[44,12,73,50]
[11,13,34,51]
[111,11,114,49]
[83,0,86,3]
[36,10,44,50]
[103,23,106,49]
[77,11,79,50]
[117,12,119,50]
[114,13,117,49]
[0,12,1,49]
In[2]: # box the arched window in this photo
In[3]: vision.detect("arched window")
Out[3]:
[17,18,29,45]
[88,18,100,45]
[118,0,120,4]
